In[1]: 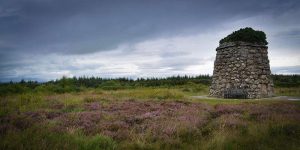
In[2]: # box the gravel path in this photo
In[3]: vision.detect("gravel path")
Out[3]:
[191,95,300,100]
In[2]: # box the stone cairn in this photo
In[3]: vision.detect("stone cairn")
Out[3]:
[209,41,274,99]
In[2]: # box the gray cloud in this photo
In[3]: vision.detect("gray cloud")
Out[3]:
[272,66,300,74]
[1,0,298,54]
[0,0,299,81]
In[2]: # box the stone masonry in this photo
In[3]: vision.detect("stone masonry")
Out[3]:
[209,41,274,98]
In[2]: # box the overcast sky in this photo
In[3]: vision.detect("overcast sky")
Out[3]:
[0,0,299,82]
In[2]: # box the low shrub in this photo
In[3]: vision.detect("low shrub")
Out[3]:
[219,27,268,45]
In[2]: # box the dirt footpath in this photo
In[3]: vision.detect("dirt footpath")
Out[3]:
[191,95,300,100]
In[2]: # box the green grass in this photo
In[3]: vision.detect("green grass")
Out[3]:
[0,93,46,117]
[1,87,300,150]
[107,88,186,100]
[275,87,300,97]
[205,122,300,150]
[0,126,117,150]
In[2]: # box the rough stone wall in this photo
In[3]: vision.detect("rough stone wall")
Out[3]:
[209,42,274,98]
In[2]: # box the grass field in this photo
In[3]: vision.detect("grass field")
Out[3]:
[0,86,300,150]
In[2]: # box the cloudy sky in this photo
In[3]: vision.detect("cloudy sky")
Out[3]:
[0,0,299,82]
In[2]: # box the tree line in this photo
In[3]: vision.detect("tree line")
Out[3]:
[0,74,299,95]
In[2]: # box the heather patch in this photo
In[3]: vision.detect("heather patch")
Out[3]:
[1,90,300,149]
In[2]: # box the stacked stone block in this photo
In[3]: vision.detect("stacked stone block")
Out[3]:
[209,42,274,98]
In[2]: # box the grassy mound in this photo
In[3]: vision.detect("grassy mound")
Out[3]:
[219,27,268,45]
